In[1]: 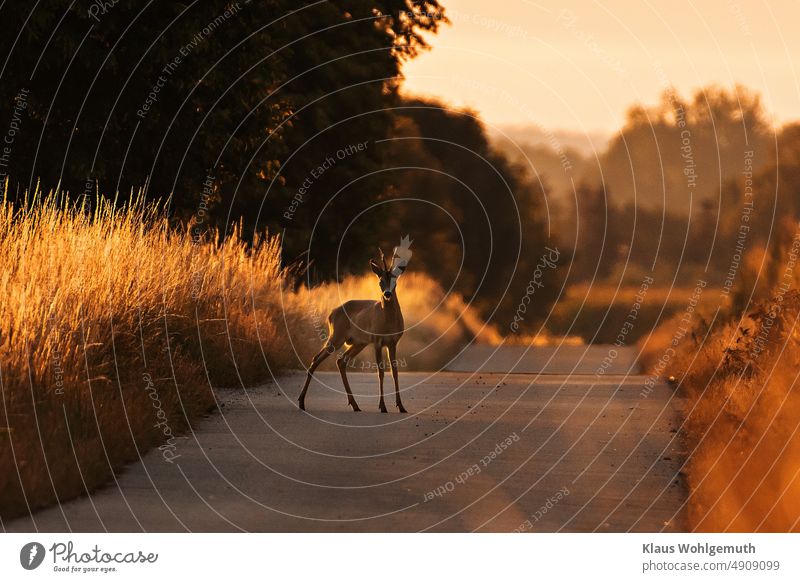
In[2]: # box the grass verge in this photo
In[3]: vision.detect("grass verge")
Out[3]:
[639,293,800,531]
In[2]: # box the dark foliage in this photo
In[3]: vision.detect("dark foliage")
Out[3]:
[0,1,445,277]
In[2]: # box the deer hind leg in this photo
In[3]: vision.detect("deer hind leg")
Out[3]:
[375,343,387,413]
[298,344,335,410]
[388,343,407,413]
[338,343,366,412]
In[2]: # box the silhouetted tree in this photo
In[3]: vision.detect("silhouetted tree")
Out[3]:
[380,98,560,331]
[0,1,446,277]
[571,182,619,282]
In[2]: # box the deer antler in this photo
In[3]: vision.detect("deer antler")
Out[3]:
[378,247,388,271]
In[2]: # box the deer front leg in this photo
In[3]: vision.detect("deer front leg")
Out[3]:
[338,343,366,412]
[299,344,333,410]
[375,343,387,413]
[388,343,407,413]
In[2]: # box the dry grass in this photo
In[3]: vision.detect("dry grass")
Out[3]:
[549,283,714,343]
[0,189,491,519]
[639,290,800,531]
[564,282,695,305]
[0,189,316,518]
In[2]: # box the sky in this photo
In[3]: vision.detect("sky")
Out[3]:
[401,0,800,140]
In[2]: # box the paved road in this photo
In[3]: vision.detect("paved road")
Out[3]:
[6,345,687,532]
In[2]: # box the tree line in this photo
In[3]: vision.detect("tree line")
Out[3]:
[499,84,792,292]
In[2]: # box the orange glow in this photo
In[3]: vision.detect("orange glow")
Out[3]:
[402,0,800,135]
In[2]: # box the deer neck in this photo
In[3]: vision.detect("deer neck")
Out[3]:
[380,293,403,327]
[380,293,400,313]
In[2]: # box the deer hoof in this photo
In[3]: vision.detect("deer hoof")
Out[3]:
[379,404,388,413]
[298,400,305,411]
[397,404,408,413]
[349,402,361,412]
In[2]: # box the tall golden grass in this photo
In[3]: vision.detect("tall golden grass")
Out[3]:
[0,189,491,518]
[639,283,800,531]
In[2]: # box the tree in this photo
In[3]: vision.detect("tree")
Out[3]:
[572,182,618,282]
[601,85,770,215]
[380,98,560,331]
[0,1,446,276]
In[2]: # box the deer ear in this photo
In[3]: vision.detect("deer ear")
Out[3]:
[369,259,383,276]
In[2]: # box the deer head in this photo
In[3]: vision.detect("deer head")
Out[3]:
[370,238,412,301]
[370,248,396,300]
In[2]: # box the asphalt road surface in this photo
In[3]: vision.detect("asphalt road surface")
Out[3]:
[6,345,687,532]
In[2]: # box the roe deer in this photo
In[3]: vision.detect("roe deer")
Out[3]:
[299,240,411,412]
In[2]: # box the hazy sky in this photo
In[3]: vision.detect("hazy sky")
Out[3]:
[401,0,800,136]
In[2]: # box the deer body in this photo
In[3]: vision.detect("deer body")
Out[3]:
[298,246,410,413]
[331,299,404,347]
